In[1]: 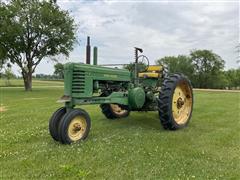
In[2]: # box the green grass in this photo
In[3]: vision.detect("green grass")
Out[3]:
[0,86,240,179]
[0,79,63,87]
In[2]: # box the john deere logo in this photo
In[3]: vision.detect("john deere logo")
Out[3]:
[104,74,118,78]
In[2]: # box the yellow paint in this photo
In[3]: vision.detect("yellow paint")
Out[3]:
[110,104,127,115]
[138,65,163,78]
[147,65,163,72]
[172,82,193,125]
[138,72,160,78]
[67,116,87,141]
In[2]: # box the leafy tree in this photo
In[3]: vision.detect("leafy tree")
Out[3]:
[123,62,149,73]
[123,63,134,71]
[0,0,76,91]
[4,64,15,86]
[155,50,228,89]
[54,62,64,79]
[0,56,5,69]
[0,43,7,75]
[190,50,225,88]
[224,68,240,89]
[0,59,5,77]
[156,55,194,80]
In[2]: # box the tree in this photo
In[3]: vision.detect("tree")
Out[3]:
[156,55,194,80]
[0,59,5,77]
[54,62,64,79]
[190,50,225,88]
[4,64,15,86]
[0,46,7,75]
[0,59,4,68]
[224,68,240,89]
[123,62,149,73]
[0,0,76,91]
[123,62,134,71]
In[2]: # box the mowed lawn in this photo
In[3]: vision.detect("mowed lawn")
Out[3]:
[0,83,240,179]
[0,79,63,87]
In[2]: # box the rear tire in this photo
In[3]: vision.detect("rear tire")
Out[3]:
[58,108,91,144]
[158,73,193,130]
[100,104,130,119]
[49,107,66,141]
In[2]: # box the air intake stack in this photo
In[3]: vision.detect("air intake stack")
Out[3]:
[93,46,98,65]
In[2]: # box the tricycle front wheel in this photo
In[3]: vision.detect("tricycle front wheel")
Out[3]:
[49,107,66,141]
[58,108,91,144]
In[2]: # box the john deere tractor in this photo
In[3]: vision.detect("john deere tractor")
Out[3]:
[49,39,193,144]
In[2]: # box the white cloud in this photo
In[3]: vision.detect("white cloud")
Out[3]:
[30,0,239,75]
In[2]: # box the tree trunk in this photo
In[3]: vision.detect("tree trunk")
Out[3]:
[23,72,32,91]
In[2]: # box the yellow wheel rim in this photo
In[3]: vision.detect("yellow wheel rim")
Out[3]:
[110,104,127,116]
[172,81,192,125]
[68,116,87,141]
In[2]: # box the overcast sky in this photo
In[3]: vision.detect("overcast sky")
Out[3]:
[13,0,239,75]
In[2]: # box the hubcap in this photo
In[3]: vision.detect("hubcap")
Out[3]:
[110,104,127,115]
[177,97,184,109]
[68,116,87,141]
[172,81,192,125]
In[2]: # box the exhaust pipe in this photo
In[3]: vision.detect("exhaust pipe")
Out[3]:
[86,36,91,64]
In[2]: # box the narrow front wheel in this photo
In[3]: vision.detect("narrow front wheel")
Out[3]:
[49,107,66,141]
[58,109,91,144]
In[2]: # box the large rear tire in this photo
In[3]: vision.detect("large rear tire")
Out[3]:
[49,107,66,141]
[100,104,130,119]
[158,74,193,130]
[58,109,91,144]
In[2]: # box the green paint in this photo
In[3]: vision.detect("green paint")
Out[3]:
[93,47,98,65]
[63,62,162,110]
[128,87,145,109]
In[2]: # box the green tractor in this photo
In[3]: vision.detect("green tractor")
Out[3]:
[49,40,193,144]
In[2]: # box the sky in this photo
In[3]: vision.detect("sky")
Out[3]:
[12,0,239,75]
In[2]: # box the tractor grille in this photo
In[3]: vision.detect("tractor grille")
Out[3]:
[72,70,85,94]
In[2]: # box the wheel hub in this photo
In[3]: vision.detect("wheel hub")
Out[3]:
[177,97,184,109]
[68,116,87,141]
[73,124,81,131]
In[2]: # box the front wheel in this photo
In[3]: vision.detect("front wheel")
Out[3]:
[58,109,91,144]
[158,74,193,130]
[49,107,66,141]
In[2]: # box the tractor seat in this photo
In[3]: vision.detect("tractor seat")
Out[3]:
[138,65,163,78]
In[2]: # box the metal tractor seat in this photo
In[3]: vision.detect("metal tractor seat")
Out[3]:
[138,65,163,78]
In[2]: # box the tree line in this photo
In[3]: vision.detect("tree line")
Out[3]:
[156,49,240,89]
[2,49,239,89]
[52,49,239,89]
[0,1,239,90]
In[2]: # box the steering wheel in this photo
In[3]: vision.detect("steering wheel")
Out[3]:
[137,55,149,72]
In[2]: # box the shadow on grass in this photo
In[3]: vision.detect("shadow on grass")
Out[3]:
[97,111,162,131]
